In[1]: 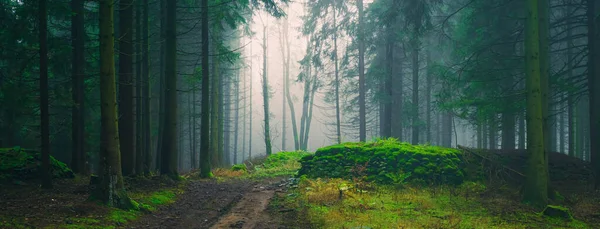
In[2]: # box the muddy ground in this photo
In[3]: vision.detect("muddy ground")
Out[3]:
[128,178,292,229]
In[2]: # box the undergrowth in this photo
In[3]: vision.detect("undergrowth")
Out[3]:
[215,151,311,179]
[279,178,589,229]
[57,184,182,228]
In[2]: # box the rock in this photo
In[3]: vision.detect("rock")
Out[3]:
[543,205,573,221]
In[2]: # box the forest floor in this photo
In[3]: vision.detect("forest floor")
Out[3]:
[1,150,600,229]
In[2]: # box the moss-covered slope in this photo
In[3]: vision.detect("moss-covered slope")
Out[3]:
[298,139,464,185]
[0,147,74,181]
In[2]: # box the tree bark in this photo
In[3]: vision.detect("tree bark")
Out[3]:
[92,0,135,209]
[40,0,52,189]
[135,1,143,175]
[71,0,86,174]
[199,0,211,177]
[357,0,366,142]
[159,0,178,178]
[119,0,136,176]
[142,0,151,175]
[262,26,273,156]
[523,0,548,206]
[333,6,342,144]
[587,0,600,188]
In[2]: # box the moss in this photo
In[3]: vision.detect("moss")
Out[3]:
[250,151,312,178]
[543,205,573,221]
[0,147,74,182]
[231,164,247,172]
[298,138,464,185]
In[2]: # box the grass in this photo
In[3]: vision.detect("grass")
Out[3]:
[214,151,311,180]
[279,178,590,229]
[58,187,181,228]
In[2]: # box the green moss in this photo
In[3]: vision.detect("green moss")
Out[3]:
[250,151,312,178]
[109,209,138,224]
[298,138,464,185]
[0,147,74,182]
[231,164,247,172]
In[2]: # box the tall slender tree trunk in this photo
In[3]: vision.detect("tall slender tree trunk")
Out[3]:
[119,0,136,176]
[519,112,526,149]
[40,0,52,189]
[142,0,151,174]
[281,19,299,150]
[159,0,178,177]
[587,0,600,188]
[411,30,420,145]
[222,69,230,165]
[71,0,86,174]
[156,0,167,171]
[523,0,548,206]
[333,6,342,144]
[262,26,273,156]
[242,40,247,161]
[249,41,253,160]
[425,50,431,143]
[199,0,211,178]
[93,0,134,209]
[357,0,366,142]
[234,64,240,164]
[211,45,221,167]
[135,2,144,175]
[489,118,496,149]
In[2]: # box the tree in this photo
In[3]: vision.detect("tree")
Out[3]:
[523,0,549,206]
[261,25,273,156]
[39,0,52,189]
[118,0,136,176]
[199,0,211,178]
[159,0,179,178]
[357,0,366,142]
[587,0,600,188]
[71,0,86,174]
[91,0,135,209]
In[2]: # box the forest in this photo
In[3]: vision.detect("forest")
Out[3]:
[0,0,599,228]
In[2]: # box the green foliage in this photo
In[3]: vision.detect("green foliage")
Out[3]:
[250,151,311,178]
[0,147,74,181]
[281,178,592,229]
[231,164,247,172]
[298,138,464,185]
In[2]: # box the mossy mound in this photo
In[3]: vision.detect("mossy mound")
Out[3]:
[0,147,74,181]
[298,139,464,185]
[543,205,573,221]
[231,164,247,172]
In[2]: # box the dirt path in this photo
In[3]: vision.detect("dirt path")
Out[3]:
[210,186,275,229]
[127,178,288,229]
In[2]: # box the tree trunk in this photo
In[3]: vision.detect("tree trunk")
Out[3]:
[411,27,420,145]
[234,64,240,164]
[523,0,549,206]
[519,112,526,149]
[199,0,211,177]
[211,45,221,167]
[39,0,52,189]
[489,117,496,150]
[135,1,143,175]
[357,0,366,142]
[425,50,431,143]
[222,67,230,165]
[501,111,516,150]
[159,0,178,178]
[92,0,135,209]
[119,0,136,176]
[156,0,167,172]
[71,0,86,174]
[333,6,342,144]
[280,17,299,150]
[249,41,253,160]
[142,0,151,175]
[262,26,273,156]
[587,0,600,188]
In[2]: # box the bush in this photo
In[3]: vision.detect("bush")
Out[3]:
[298,139,464,185]
[0,146,74,181]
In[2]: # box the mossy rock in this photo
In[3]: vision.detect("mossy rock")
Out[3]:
[0,147,74,181]
[298,139,464,185]
[543,205,573,221]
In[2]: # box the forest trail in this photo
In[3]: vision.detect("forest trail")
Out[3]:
[128,178,286,229]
